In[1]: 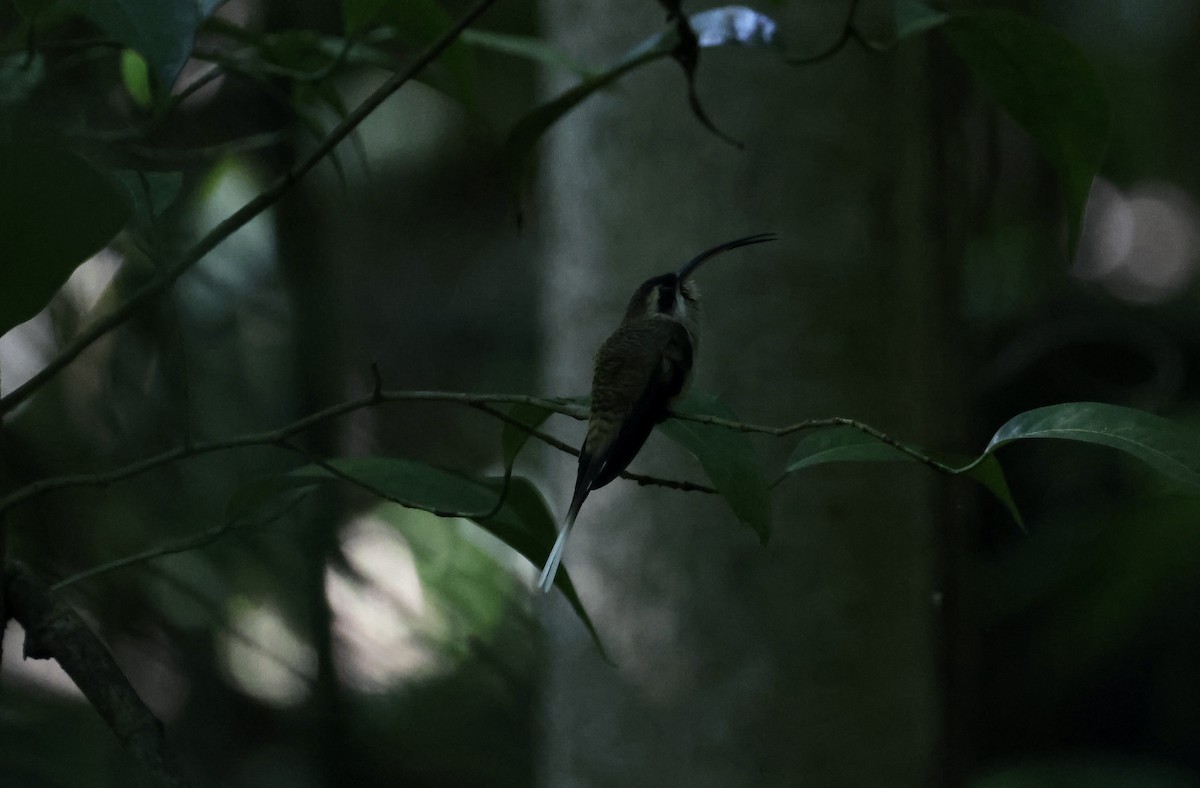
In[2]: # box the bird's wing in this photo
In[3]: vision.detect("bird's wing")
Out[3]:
[582,319,693,492]
[539,320,692,593]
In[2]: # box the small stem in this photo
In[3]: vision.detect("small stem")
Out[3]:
[0,390,579,518]
[787,0,872,65]
[669,411,962,476]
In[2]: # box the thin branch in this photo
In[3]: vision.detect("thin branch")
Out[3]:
[51,524,229,592]
[0,0,502,418]
[3,388,967,520]
[0,390,579,518]
[52,493,306,591]
[470,401,717,494]
[668,411,961,475]
[5,561,191,787]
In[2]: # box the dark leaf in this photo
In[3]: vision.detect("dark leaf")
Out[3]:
[113,170,184,229]
[119,49,152,108]
[226,458,605,654]
[894,0,949,41]
[66,0,201,93]
[501,402,555,471]
[0,134,130,336]
[986,402,1200,491]
[941,10,1110,256]
[661,391,772,543]
[785,425,1024,527]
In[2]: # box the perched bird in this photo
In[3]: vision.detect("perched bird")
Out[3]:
[538,233,777,592]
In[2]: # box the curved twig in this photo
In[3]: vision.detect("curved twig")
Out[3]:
[786,0,884,66]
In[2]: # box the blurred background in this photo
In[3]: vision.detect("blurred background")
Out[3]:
[2,0,1200,785]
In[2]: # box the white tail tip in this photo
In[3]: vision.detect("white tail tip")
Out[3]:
[537,517,574,593]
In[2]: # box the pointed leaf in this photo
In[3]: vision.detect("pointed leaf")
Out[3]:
[501,402,555,471]
[894,0,949,41]
[503,6,781,195]
[476,476,605,658]
[342,0,390,37]
[966,454,1025,530]
[120,48,152,108]
[941,10,1110,256]
[66,0,201,93]
[986,402,1200,491]
[660,391,772,543]
[226,458,605,654]
[113,170,184,232]
[0,134,131,336]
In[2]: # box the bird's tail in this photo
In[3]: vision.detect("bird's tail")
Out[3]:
[537,488,588,593]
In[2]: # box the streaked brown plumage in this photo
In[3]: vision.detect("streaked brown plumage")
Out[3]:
[538,233,776,592]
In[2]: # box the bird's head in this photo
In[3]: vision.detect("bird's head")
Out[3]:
[622,233,777,327]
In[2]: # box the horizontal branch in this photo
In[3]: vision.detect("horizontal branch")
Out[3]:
[0,390,580,518]
[470,401,717,494]
[668,411,960,475]
[2,386,950,524]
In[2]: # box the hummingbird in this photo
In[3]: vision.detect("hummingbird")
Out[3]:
[537,232,777,593]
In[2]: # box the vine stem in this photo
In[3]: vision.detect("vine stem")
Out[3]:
[0,0,502,418]
[1,387,961,521]
[668,412,965,475]
[0,391,578,517]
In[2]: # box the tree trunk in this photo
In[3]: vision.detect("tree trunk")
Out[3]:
[536,2,954,785]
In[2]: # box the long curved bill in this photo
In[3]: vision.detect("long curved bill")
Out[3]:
[675,232,777,281]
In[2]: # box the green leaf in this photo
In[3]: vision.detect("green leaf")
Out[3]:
[660,391,772,544]
[986,403,1200,491]
[342,0,389,37]
[226,458,605,655]
[503,6,781,198]
[113,170,185,229]
[785,425,1024,527]
[262,29,336,75]
[341,0,475,105]
[786,425,914,470]
[941,10,1110,256]
[0,133,131,336]
[966,455,1025,530]
[199,0,225,18]
[894,0,949,41]
[0,52,46,106]
[501,402,555,471]
[65,0,201,93]
[120,48,152,108]
[782,402,1200,527]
